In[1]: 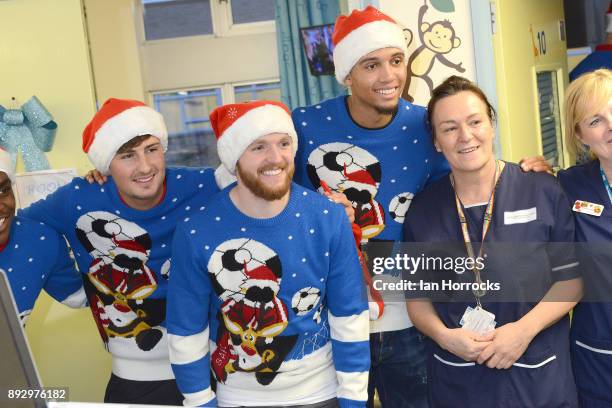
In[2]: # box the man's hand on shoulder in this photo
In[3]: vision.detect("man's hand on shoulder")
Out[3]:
[519,155,553,174]
[84,169,107,185]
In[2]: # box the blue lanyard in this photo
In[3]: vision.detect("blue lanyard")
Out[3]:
[600,167,612,206]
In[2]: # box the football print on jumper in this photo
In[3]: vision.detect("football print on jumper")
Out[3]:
[76,211,164,352]
[208,238,298,386]
[307,142,385,241]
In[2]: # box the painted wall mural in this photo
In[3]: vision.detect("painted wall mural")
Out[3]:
[378,0,476,106]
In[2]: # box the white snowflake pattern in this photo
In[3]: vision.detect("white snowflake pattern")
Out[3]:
[227,106,239,119]
[288,312,330,360]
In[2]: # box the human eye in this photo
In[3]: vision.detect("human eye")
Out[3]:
[365,62,377,70]
[588,117,601,127]
[442,126,457,134]
[119,153,134,160]
[392,57,403,65]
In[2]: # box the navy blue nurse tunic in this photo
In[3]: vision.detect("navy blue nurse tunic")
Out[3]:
[558,160,612,408]
[403,162,579,407]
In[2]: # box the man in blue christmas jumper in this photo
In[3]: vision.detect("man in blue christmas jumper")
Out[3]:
[0,147,85,324]
[19,98,220,405]
[167,100,370,407]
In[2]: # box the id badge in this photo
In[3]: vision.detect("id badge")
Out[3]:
[460,306,496,335]
[573,200,604,216]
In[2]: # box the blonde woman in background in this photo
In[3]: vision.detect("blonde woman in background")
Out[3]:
[557,68,612,407]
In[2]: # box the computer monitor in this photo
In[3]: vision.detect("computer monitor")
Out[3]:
[0,270,46,408]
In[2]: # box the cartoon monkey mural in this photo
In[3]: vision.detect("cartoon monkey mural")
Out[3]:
[402,1,465,102]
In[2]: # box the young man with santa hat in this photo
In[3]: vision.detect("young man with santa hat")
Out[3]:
[166,100,370,407]
[291,5,551,407]
[19,98,220,405]
[0,148,85,324]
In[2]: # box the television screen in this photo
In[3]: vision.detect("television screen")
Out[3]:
[300,24,335,76]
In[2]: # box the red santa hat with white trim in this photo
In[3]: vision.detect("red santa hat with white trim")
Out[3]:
[332,5,408,84]
[210,100,298,188]
[82,98,168,175]
[0,148,14,184]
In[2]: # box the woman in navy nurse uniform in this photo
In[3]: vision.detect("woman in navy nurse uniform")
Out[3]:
[557,69,612,408]
[403,76,582,407]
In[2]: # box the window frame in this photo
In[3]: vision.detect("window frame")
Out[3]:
[139,0,275,43]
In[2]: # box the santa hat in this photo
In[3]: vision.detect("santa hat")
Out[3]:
[210,100,297,188]
[607,1,612,33]
[243,263,280,291]
[343,165,376,187]
[332,5,408,84]
[0,148,14,184]
[82,98,168,175]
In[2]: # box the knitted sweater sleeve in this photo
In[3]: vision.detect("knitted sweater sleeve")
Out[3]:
[326,210,370,408]
[167,224,216,407]
[43,228,86,308]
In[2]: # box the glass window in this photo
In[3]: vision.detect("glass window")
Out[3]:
[234,82,281,103]
[230,0,275,25]
[153,89,221,168]
[142,0,213,41]
[536,71,564,169]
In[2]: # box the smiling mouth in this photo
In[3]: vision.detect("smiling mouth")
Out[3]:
[260,168,283,176]
[375,87,397,95]
[458,146,480,154]
[134,174,155,183]
[0,217,5,227]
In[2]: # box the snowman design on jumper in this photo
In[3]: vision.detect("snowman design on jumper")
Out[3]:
[76,211,163,352]
[208,238,298,386]
[307,142,385,241]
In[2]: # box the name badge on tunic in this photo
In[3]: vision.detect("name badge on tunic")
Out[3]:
[572,200,604,216]
[460,306,496,335]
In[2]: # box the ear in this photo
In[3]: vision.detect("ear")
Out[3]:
[344,72,353,87]
[222,313,242,335]
[421,22,430,33]
[434,140,442,153]
[453,37,461,48]
[575,127,585,144]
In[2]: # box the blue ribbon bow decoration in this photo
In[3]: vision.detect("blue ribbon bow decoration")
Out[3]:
[0,96,57,172]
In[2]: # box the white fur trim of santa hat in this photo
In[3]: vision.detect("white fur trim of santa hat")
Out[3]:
[0,149,14,184]
[216,103,298,176]
[83,99,168,175]
[333,19,407,84]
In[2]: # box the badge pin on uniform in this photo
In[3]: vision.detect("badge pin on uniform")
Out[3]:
[573,200,604,217]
